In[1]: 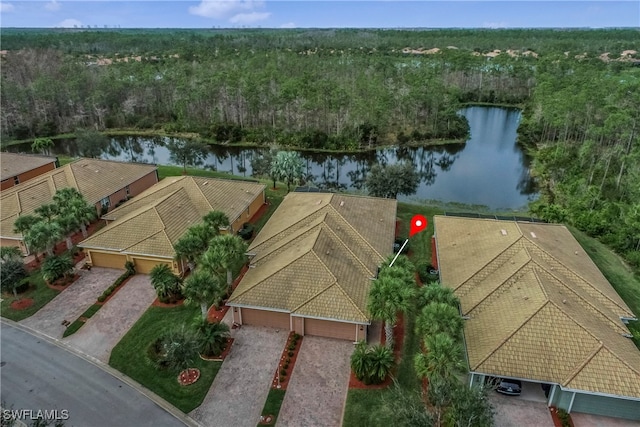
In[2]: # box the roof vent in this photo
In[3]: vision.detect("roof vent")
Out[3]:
[562,299,567,304]
[530,232,537,238]
[203,182,208,186]
[316,200,322,205]
[500,229,507,236]
[574,251,579,255]
[340,201,344,207]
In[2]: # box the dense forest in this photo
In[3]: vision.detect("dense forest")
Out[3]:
[1,28,639,269]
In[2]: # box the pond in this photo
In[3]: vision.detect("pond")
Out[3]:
[10,106,537,210]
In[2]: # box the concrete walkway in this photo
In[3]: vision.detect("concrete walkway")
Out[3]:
[64,275,157,363]
[189,326,287,427]
[20,267,123,339]
[278,337,353,427]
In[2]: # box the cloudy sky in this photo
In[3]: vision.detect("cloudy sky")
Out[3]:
[0,1,638,29]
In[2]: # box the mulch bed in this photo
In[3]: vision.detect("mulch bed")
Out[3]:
[151,298,185,308]
[207,305,229,322]
[199,338,234,362]
[178,368,201,386]
[258,414,275,425]
[271,332,303,390]
[248,202,270,226]
[348,313,406,389]
[549,406,574,427]
[96,276,134,305]
[46,274,80,291]
[10,298,34,310]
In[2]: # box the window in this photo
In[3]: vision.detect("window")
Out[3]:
[125,185,130,196]
[100,197,110,208]
[13,176,19,185]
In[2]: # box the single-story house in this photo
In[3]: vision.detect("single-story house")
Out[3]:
[227,192,397,342]
[1,152,59,190]
[78,176,266,274]
[433,215,640,421]
[0,158,158,254]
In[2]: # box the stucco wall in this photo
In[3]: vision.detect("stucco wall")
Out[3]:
[1,161,57,190]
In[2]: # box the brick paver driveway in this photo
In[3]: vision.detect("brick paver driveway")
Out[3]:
[64,275,157,363]
[20,267,123,339]
[189,326,287,427]
[278,336,353,427]
[490,394,554,427]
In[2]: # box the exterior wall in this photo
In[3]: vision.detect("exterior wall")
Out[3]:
[1,238,27,254]
[292,316,304,335]
[304,318,358,341]
[0,162,57,191]
[556,390,640,421]
[93,170,159,215]
[230,190,266,233]
[239,308,290,330]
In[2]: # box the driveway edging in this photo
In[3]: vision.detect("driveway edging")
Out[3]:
[2,318,202,427]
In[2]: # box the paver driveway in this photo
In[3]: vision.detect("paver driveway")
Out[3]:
[571,413,640,427]
[189,326,287,427]
[64,274,157,362]
[20,267,123,339]
[278,336,353,427]
[490,393,554,427]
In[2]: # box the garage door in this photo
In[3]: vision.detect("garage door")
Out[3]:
[304,318,356,341]
[241,308,290,330]
[90,251,126,270]
[571,393,640,421]
[132,258,171,274]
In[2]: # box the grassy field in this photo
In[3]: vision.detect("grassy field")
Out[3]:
[109,305,222,413]
[1,270,60,322]
[258,389,286,426]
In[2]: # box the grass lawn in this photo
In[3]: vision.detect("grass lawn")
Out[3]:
[109,305,222,413]
[257,388,286,426]
[1,270,60,322]
[157,164,260,181]
[62,303,102,338]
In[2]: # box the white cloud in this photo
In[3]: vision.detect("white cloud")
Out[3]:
[45,0,61,11]
[482,21,508,29]
[188,0,264,19]
[280,22,296,28]
[229,11,270,24]
[57,18,82,28]
[0,2,15,13]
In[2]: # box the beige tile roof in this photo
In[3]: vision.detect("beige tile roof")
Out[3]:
[228,192,397,324]
[1,158,157,240]
[79,176,265,259]
[434,216,640,399]
[1,152,57,181]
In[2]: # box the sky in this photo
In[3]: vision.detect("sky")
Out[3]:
[0,1,638,29]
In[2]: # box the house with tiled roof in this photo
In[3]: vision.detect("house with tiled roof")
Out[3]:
[1,152,59,190]
[227,192,397,341]
[434,215,640,420]
[0,158,158,254]
[79,176,265,274]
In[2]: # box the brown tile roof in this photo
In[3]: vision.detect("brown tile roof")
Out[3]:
[79,176,265,259]
[434,216,640,399]
[0,158,157,240]
[0,152,57,181]
[228,192,397,324]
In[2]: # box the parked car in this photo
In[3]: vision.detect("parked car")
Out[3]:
[495,378,522,396]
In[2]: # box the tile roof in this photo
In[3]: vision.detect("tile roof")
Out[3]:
[1,158,157,240]
[434,216,640,399]
[79,176,265,259]
[1,152,57,181]
[228,192,397,324]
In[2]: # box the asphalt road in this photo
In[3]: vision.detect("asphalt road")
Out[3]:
[0,322,187,427]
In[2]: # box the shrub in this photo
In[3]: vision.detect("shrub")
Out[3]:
[41,254,74,283]
[283,362,289,369]
[280,368,287,376]
[150,264,182,301]
[97,295,106,303]
[237,222,255,240]
[1,256,28,297]
[125,261,136,275]
[285,357,291,364]
[350,341,395,385]
[153,326,200,372]
[194,318,230,357]
[288,351,294,357]
[557,409,571,427]
[278,375,285,383]
[293,333,301,340]
[288,343,296,351]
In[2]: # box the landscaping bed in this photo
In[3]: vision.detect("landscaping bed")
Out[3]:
[270,332,303,390]
[1,270,60,322]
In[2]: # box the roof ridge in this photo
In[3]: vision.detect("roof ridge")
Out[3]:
[562,344,604,386]
[474,299,549,370]
[525,239,632,316]
[252,208,329,253]
[64,162,80,190]
[326,202,384,260]
[187,176,215,211]
[293,281,368,322]
[320,221,376,276]
[547,298,606,346]
[81,206,162,247]
[290,280,336,313]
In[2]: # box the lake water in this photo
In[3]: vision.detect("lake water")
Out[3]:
[10,106,537,210]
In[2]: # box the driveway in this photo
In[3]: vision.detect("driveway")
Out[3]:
[278,336,353,427]
[490,393,554,427]
[64,274,157,363]
[20,267,123,339]
[189,326,287,427]
[571,412,640,427]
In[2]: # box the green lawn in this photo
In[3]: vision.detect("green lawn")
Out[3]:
[109,305,222,413]
[63,303,102,338]
[257,388,286,426]
[1,270,60,322]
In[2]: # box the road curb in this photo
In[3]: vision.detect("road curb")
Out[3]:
[1,319,203,427]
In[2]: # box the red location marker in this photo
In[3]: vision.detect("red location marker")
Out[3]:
[409,215,428,237]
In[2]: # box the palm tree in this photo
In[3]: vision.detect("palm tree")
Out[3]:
[415,302,464,340]
[34,203,58,223]
[202,210,230,234]
[417,283,460,310]
[1,246,23,261]
[24,220,62,257]
[13,215,40,259]
[414,332,465,384]
[367,274,416,349]
[194,319,231,357]
[174,224,215,270]
[201,234,248,292]
[31,137,54,156]
[182,268,227,319]
[149,264,182,302]
[67,196,97,238]
[57,213,79,250]
[367,344,395,384]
